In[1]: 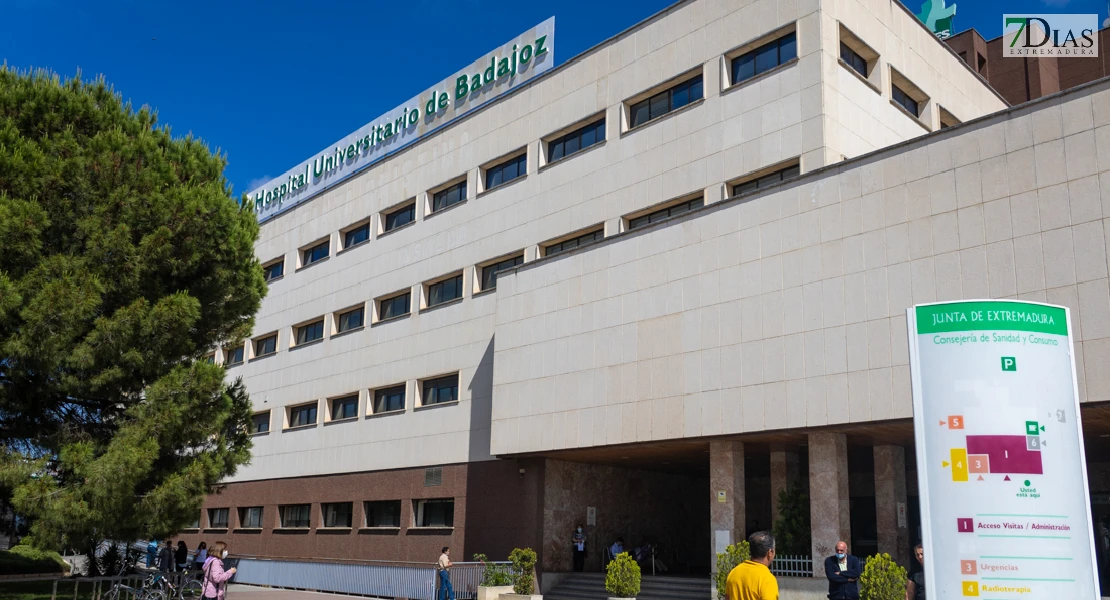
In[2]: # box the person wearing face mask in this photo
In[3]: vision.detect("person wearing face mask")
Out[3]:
[201,541,237,600]
[572,525,587,572]
[906,544,925,600]
[824,540,860,599]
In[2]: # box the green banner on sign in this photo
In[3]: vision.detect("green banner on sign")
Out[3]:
[915,301,1068,335]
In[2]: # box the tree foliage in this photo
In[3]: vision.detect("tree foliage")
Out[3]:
[0,66,265,555]
[605,552,641,598]
[860,553,908,600]
[715,540,750,600]
[508,547,537,595]
[773,484,812,555]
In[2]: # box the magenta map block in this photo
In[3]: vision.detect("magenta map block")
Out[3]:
[965,435,1043,475]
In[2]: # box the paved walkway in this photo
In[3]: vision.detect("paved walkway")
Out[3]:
[228,584,373,599]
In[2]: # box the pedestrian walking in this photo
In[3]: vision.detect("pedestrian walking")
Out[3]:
[824,541,860,599]
[437,546,455,600]
[194,542,208,571]
[146,540,159,568]
[175,541,189,572]
[158,540,174,572]
[201,541,237,600]
[725,531,779,600]
[906,544,925,600]
[572,525,587,572]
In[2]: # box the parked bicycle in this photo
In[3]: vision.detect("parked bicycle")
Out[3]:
[102,566,168,600]
[146,570,204,600]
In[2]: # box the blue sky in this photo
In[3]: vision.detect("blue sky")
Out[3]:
[2,0,1103,195]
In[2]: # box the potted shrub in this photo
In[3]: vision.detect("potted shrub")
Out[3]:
[714,541,751,600]
[502,547,541,600]
[475,553,515,600]
[605,552,641,600]
[859,553,907,600]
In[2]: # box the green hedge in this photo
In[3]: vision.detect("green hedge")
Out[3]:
[0,545,69,576]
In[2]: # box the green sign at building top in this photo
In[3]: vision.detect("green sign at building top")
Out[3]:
[916,0,957,39]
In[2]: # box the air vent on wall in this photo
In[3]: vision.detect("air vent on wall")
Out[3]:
[425,467,443,487]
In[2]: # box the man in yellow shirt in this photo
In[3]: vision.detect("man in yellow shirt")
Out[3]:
[725,531,779,600]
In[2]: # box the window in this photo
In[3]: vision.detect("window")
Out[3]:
[432,181,466,212]
[238,507,264,529]
[379,292,411,321]
[280,504,311,528]
[840,42,867,78]
[374,385,406,413]
[485,154,527,190]
[250,412,270,434]
[225,345,244,366]
[732,164,801,195]
[344,222,371,249]
[254,334,278,357]
[544,229,604,257]
[296,320,325,345]
[330,395,358,421]
[628,196,704,230]
[365,500,402,528]
[263,259,284,282]
[414,499,454,528]
[422,374,459,406]
[939,106,961,130]
[337,307,365,332]
[481,255,524,291]
[322,502,353,528]
[892,84,919,117]
[289,403,318,428]
[629,75,704,128]
[427,274,463,307]
[384,202,416,232]
[548,119,605,163]
[208,508,229,529]
[186,514,200,530]
[203,353,215,364]
[732,32,797,85]
[302,241,329,266]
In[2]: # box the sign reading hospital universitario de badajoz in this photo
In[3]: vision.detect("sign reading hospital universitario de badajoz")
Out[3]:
[907,300,1099,599]
[247,17,555,222]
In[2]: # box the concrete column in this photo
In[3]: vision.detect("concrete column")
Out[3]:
[710,440,746,567]
[770,450,800,525]
[874,445,910,568]
[809,432,850,577]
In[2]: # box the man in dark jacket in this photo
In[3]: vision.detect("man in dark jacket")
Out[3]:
[824,541,860,599]
[157,540,175,572]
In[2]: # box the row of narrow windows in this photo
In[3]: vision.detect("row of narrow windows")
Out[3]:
[197,498,453,530]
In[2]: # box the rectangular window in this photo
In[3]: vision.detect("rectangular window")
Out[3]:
[422,374,459,406]
[208,508,229,529]
[344,222,371,249]
[225,345,244,366]
[840,42,868,78]
[939,106,961,130]
[186,514,200,530]
[337,307,365,332]
[628,197,705,230]
[544,229,604,257]
[427,274,463,307]
[629,75,704,128]
[302,241,329,266]
[330,395,358,421]
[263,260,284,282]
[374,385,406,413]
[296,320,325,345]
[432,181,467,212]
[322,502,353,528]
[379,292,411,321]
[280,504,311,528]
[289,403,318,428]
[481,255,524,291]
[414,499,454,528]
[254,334,277,357]
[892,84,919,117]
[365,500,402,528]
[203,353,215,364]
[384,202,416,232]
[485,154,527,191]
[250,412,270,434]
[732,164,801,195]
[732,32,797,85]
[548,119,605,163]
[238,507,264,529]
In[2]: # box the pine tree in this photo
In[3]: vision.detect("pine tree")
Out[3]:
[0,66,265,561]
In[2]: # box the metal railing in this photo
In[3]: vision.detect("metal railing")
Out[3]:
[770,554,813,577]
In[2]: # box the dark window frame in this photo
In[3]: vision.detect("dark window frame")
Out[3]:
[431,181,467,213]
[225,345,245,366]
[280,504,311,528]
[296,319,325,345]
[629,74,704,129]
[422,374,460,406]
[263,260,284,282]
[343,222,371,249]
[337,307,365,333]
[250,412,270,434]
[731,31,797,86]
[484,153,527,191]
[732,164,802,196]
[544,229,604,257]
[365,500,402,528]
[384,202,416,232]
[548,118,606,163]
[289,403,318,428]
[628,196,705,230]
[208,508,229,529]
[379,292,412,321]
[414,498,455,528]
[330,395,359,421]
[840,41,868,78]
[427,274,463,307]
[238,507,264,529]
[481,255,525,291]
[892,83,920,118]
[322,502,354,528]
[374,385,406,414]
[254,334,278,357]
[302,241,330,266]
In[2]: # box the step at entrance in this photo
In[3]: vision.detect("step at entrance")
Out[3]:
[546,573,711,600]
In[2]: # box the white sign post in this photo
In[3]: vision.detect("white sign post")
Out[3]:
[908,300,1098,599]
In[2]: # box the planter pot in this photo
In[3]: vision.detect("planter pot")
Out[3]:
[500,595,542,600]
[608,597,636,600]
[477,585,515,600]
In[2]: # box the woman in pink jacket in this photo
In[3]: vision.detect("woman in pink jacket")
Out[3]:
[201,541,237,600]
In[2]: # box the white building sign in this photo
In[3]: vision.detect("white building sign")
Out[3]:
[908,300,1098,599]
[248,17,555,222]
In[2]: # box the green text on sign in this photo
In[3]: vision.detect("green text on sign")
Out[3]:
[915,301,1067,336]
